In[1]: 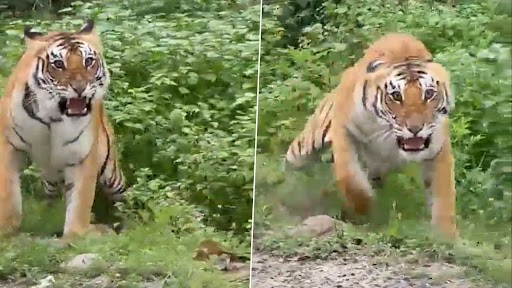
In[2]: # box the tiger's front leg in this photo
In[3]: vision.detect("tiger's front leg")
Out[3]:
[61,152,100,240]
[331,129,374,218]
[422,138,458,240]
[0,138,23,236]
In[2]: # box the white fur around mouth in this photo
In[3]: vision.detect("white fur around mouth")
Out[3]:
[396,136,431,152]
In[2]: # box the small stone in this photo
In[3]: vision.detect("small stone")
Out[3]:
[288,215,340,238]
[83,275,113,288]
[141,280,165,288]
[60,253,102,271]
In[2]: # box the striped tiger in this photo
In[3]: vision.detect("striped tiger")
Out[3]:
[0,20,127,240]
[284,33,458,239]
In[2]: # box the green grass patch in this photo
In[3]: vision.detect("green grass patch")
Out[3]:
[254,154,512,287]
[0,197,250,288]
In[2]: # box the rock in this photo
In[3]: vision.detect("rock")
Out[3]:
[288,215,340,237]
[30,276,55,288]
[83,275,113,288]
[60,253,102,271]
[141,280,165,288]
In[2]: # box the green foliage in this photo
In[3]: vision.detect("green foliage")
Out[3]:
[0,198,248,287]
[0,0,87,19]
[0,0,257,234]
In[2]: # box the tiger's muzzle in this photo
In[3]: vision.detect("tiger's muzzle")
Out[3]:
[58,96,92,117]
[396,135,431,152]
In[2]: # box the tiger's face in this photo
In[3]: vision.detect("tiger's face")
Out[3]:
[363,60,453,154]
[24,20,109,117]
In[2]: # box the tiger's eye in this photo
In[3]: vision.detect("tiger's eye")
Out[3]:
[389,91,402,102]
[84,57,94,67]
[52,60,65,69]
[424,88,436,100]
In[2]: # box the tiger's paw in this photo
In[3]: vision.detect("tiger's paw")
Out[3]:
[439,225,459,241]
[54,224,117,247]
[87,223,117,236]
[0,219,21,239]
[432,218,459,241]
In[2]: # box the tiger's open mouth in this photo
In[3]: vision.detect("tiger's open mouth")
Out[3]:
[397,136,431,152]
[58,97,92,117]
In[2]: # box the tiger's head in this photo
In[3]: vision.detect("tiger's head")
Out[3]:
[23,20,109,117]
[361,58,454,156]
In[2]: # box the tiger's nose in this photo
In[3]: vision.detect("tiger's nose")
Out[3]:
[70,82,86,97]
[407,125,423,136]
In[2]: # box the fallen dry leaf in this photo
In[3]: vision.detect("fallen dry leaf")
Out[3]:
[193,239,250,280]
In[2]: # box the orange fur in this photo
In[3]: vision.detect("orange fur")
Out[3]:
[284,33,458,239]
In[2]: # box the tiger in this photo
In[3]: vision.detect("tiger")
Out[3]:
[284,33,458,239]
[0,20,128,241]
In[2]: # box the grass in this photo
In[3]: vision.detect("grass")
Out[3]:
[253,154,512,287]
[0,197,251,288]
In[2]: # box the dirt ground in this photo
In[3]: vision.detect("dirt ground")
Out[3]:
[250,249,490,288]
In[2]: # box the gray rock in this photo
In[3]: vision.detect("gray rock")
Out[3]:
[83,275,113,288]
[60,253,102,271]
[141,280,165,288]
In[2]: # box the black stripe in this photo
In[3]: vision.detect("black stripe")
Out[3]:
[22,85,50,128]
[6,137,24,152]
[107,163,117,188]
[50,116,63,123]
[63,126,86,146]
[11,124,30,148]
[65,149,91,167]
[319,103,331,128]
[64,182,74,191]
[110,175,122,192]
[43,180,59,194]
[113,184,127,194]
[362,80,369,110]
[108,161,118,185]
[32,57,44,88]
[393,62,423,69]
[64,182,74,204]
[321,120,331,147]
[372,87,385,119]
[98,119,111,177]
[442,83,450,109]
[396,75,407,81]
[366,60,382,73]
[296,140,302,156]
[44,180,60,187]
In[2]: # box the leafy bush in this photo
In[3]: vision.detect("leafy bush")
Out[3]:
[257,0,511,225]
[0,0,258,235]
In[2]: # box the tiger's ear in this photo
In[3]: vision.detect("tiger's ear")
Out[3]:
[366,59,385,73]
[77,19,95,35]
[23,26,47,50]
[24,26,44,40]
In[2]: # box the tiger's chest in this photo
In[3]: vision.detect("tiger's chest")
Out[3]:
[9,98,94,170]
[345,121,407,178]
